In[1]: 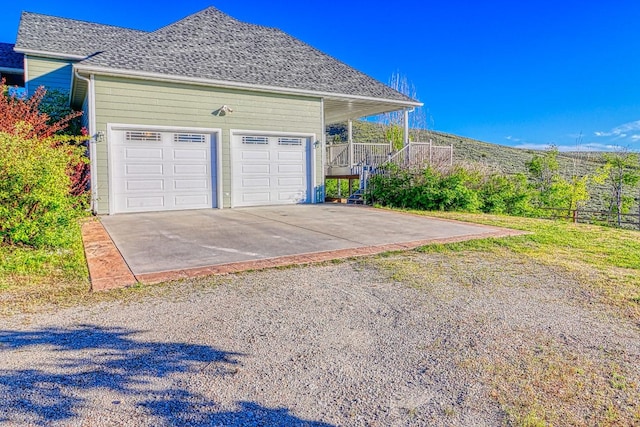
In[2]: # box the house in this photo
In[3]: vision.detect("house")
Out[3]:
[12,7,421,214]
[0,42,24,88]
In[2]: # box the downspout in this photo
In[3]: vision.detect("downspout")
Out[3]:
[74,71,98,213]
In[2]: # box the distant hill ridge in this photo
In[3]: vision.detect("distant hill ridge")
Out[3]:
[326,120,619,211]
[326,120,606,175]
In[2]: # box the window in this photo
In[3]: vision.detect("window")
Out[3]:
[125,131,161,142]
[242,136,269,145]
[278,137,302,146]
[174,133,206,143]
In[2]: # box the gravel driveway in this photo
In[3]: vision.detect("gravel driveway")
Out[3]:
[1,252,639,426]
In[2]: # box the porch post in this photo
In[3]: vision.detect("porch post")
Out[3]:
[348,119,354,168]
[403,109,410,147]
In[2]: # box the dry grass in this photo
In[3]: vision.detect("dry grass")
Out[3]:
[366,248,640,427]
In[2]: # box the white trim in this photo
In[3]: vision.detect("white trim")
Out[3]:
[73,72,98,213]
[73,65,423,108]
[23,56,29,94]
[106,123,223,214]
[229,129,316,208]
[14,48,85,61]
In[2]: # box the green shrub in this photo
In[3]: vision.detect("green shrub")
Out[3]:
[479,173,532,215]
[0,132,85,247]
[370,166,536,216]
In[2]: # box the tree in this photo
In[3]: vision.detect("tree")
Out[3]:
[526,145,590,213]
[594,150,640,226]
[378,72,432,150]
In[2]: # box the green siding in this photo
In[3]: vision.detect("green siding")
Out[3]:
[25,56,73,94]
[93,75,323,214]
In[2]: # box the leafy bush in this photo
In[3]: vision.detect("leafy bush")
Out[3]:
[0,132,86,247]
[369,166,534,215]
[0,79,89,200]
[478,173,532,215]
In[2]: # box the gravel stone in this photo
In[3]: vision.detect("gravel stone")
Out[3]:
[1,253,638,426]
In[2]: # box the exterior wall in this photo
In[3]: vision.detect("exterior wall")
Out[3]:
[25,56,74,94]
[92,75,323,214]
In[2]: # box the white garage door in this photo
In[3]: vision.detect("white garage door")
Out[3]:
[111,129,215,213]
[232,134,309,207]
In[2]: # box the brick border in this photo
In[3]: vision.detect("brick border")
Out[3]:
[81,219,137,291]
[81,215,526,290]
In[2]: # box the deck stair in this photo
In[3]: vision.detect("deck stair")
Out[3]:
[326,140,453,205]
[346,189,365,205]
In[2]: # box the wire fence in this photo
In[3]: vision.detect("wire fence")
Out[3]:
[539,207,640,230]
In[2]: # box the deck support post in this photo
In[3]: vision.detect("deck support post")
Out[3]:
[348,119,354,170]
[403,109,410,148]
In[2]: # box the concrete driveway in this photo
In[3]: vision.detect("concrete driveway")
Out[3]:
[99,205,519,283]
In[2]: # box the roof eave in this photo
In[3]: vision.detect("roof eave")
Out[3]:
[73,64,422,107]
[0,67,23,73]
[14,47,86,61]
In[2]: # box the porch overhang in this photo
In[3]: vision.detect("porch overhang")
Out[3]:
[323,95,422,124]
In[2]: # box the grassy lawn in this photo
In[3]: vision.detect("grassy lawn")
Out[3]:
[401,209,640,321]
[0,220,90,315]
[375,208,640,427]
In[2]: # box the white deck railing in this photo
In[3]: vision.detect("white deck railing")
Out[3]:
[385,140,453,170]
[326,140,453,175]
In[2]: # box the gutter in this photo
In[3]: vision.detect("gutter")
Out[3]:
[13,47,86,61]
[74,71,98,213]
[0,66,23,73]
[72,64,423,107]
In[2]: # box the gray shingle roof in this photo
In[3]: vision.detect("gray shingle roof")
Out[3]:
[78,7,416,103]
[0,43,23,69]
[14,12,146,58]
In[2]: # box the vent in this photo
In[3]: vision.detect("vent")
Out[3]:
[242,136,269,145]
[174,133,206,143]
[278,137,303,146]
[125,131,162,142]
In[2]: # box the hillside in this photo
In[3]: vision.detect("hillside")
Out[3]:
[326,121,636,213]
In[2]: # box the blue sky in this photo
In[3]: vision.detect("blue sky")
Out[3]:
[2,0,639,151]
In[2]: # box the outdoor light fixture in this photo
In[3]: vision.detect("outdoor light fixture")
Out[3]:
[212,105,234,116]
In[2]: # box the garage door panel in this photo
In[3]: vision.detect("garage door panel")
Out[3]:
[125,164,164,175]
[242,192,271,203]
[175,194,209,206]
[126,196,165,209]
[277,151,304,161]
[241,151,270,161]
[242,164,270,174]
[125,148,163,159]
[111,129,215,213]
[173,164,208,175]
[277,191,304,202]
[278,177,304,186]
[242,177,270,188]
[172,148,207,160]
[278,164,304,173]
[174,179,209,190]
[126,180,164,191]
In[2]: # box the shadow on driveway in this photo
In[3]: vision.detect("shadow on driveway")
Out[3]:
[0,325,333,426]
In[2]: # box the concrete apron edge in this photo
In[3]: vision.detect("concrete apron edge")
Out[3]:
[81,216,526,291]
[134,228,527,285]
